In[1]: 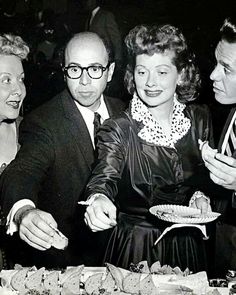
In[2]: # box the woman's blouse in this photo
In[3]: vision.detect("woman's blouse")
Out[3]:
[85,97,213,216]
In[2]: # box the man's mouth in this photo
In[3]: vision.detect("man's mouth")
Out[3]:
[78,91,94,98]
[213,85,223,93]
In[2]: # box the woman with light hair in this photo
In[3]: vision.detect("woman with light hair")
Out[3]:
[0,33,29,269]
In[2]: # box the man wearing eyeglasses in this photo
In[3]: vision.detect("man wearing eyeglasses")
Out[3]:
[0,32,126,268]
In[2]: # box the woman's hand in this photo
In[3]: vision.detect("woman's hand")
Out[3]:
[84,195,117,232]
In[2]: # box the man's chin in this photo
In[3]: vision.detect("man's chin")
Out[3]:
[215,94,236,105]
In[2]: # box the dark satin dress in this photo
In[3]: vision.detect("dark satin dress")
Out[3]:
[86,103,213,273]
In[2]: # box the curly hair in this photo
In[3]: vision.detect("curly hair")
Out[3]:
[0,33,29,60]
[124,24,201,103]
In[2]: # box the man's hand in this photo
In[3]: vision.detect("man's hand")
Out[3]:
[18,209,58,251]
[204,152,236,190]
[84,195,117,232]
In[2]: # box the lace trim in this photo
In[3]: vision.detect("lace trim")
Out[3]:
[131,94,191,148]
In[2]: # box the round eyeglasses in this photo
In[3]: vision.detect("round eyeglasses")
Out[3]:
[63,63,110,79]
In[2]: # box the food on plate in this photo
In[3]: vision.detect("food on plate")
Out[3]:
[139,274,157,295]
[0,260,210,294]
[60,265,84,295]
[129,261,150,274]
[43,270,60,294]
[105,263,128,290]
[24,267,45,290]
[84,272,104,295]
[198,140,217,162]
[129,260,191,276]
[122,272,141,294]
[10,267,31,291]
[100,271,116,292]
[49,224,68,250]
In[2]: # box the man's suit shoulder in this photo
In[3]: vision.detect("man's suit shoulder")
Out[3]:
[24,91,68,123]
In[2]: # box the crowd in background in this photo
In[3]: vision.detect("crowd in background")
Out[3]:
[0,0,235,137]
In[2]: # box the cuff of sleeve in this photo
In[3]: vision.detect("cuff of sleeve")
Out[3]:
[78,193,108,206]
[6,199,36,236]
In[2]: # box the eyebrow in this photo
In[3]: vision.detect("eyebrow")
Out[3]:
[220,60,233,71]
[135,64,171,68]
[67,62,103,67]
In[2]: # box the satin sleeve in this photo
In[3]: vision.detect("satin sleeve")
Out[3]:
[85,117,129,203]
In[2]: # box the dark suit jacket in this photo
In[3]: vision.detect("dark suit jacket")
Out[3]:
[86,8,123,62]
[0,88,127,268]
[216,107,236,217]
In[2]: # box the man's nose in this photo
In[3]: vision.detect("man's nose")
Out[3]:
[210,65,221,81]
[79,69,92,85]
[146,72,157,87]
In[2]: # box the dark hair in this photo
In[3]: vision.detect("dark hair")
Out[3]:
[220,16,236,43]
[0,33,29,60]
[124,24,201,103]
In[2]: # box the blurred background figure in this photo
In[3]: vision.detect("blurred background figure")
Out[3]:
[0,33,29,269]
[83,0,125,99]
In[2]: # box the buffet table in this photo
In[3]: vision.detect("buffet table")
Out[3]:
[0,265,232,295]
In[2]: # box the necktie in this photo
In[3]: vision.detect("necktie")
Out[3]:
[93,112,101,145]
[223,118,236,207]
[224,120,236,158]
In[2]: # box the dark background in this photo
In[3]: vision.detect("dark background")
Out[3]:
[1,0,235,142]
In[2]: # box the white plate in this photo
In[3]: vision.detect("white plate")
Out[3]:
[149,204,221,224]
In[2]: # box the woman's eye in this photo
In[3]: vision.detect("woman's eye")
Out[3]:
[158,71,167,75]
[137,70,146,76]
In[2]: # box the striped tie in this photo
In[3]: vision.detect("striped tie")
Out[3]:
[223,119,236,208]
[224,120,236,158]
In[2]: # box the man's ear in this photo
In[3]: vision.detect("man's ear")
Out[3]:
[107,62,115,82]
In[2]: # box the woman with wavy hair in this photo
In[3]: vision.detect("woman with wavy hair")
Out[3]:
[83,24,213,273]
[0,33,29,269]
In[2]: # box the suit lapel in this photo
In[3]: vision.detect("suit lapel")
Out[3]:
[61,90,95,169]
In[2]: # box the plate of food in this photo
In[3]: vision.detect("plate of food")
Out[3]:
[149,204,221,224]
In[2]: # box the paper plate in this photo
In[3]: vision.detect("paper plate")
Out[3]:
[149,204,221,224]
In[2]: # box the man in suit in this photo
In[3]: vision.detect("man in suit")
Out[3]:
[204,16,236,275]
[84,0,124,98]
[0,31,126,268]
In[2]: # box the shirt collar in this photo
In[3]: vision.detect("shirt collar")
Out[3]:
[74,94,109,123]
[92,6,100,18]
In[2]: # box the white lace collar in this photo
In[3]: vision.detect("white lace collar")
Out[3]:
[131,94,191,148]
